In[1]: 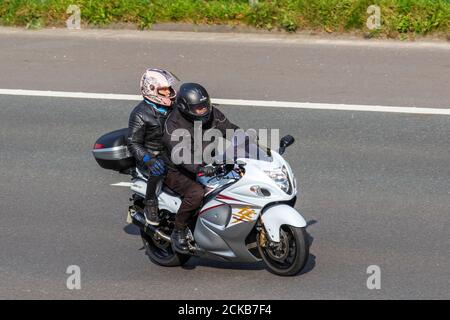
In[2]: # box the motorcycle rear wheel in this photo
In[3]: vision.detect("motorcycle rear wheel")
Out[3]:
[140,230,190,267]
[258,226,309,276]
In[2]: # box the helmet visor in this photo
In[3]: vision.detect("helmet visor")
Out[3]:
[189,103,210,116]
[157,86,177,99]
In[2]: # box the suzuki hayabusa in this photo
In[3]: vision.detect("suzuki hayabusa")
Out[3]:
[93,130,309,276]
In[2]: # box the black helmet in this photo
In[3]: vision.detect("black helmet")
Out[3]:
[176,83,212,124]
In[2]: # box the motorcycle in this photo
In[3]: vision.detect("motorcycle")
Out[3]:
[92,130,309,276]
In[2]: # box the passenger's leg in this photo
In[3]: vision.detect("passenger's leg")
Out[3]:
[144,173,163,226]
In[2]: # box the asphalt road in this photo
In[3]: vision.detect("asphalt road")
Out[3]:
[0,28,449,108]
[0,28,449,299]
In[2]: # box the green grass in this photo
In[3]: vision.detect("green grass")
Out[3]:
[0,0,449,37]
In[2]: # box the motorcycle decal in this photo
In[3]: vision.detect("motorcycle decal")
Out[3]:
[204,186,215,195]
[217,194,238,201]
[230,207,257,225]
[217,194,251,205]
[199,203,226,215]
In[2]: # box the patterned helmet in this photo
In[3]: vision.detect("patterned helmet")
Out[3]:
[140,68,179,107]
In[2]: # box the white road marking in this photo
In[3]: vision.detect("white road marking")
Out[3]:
[0,89,141,101]
[213,99,450,115]
[1,88,449,115]
[110,182,133,187]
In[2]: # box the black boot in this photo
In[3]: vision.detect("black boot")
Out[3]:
[171,227,190,254]
[143,199,160,226]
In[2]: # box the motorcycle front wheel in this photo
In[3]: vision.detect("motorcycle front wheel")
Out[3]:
[140,230,190,267]
[257,226,309,276]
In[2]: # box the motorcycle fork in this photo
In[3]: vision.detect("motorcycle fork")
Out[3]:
[256,221,268,248]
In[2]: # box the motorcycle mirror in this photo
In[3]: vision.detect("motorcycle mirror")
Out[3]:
[279,135,294,155]
[280,135,295,148]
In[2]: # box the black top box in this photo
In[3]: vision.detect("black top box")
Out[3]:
[92,128,135,172]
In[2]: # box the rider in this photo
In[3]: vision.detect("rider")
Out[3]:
[163,83,239,253]
[127,68,179,226]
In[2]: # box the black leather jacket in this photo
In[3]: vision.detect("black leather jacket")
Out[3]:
[163,106,239,176]
[127,100,169,168]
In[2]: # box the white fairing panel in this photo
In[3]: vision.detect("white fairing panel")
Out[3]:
[131,178,181,213]
[219,154,296,209]
[130,179,147,196]
[261,204,307,242]
[159,192,182,213]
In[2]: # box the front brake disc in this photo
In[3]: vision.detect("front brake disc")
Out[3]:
[266,229,289,261]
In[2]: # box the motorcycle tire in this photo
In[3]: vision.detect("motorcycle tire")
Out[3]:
[140,230,190,267]
[258,226,309,276]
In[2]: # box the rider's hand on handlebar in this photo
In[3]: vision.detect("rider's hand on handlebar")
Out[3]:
[197,165,216,177]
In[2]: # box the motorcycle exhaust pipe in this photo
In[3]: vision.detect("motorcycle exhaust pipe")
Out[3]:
[131,210,209,256]
[131,211,172,243]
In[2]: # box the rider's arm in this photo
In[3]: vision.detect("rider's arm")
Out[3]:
[127,109,155,166]
[163,113,202,175]
[182,163,202,175]
[214,107,239,136]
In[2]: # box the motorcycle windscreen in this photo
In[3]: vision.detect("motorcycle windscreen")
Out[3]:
[213,130,273,164]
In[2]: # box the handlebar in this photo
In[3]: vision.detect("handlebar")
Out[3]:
[197,162,246,181]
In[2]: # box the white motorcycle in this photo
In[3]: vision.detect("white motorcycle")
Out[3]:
[93,130,309,276]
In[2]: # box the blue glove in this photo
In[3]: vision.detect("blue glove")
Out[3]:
[143,154,166,176]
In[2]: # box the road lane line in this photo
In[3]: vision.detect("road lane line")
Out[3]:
[1,88,449,115]
[213,99,450,115]
[0,89,141,101]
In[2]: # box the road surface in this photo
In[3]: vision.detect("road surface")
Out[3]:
[0,28,449,299]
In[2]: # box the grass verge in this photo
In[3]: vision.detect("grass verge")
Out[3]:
[0,0,449,38]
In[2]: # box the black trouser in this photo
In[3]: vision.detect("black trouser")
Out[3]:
[164,168,205,230]
[145,174,163,204]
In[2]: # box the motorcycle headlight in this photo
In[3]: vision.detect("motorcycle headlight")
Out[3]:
[264,166,292,194]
